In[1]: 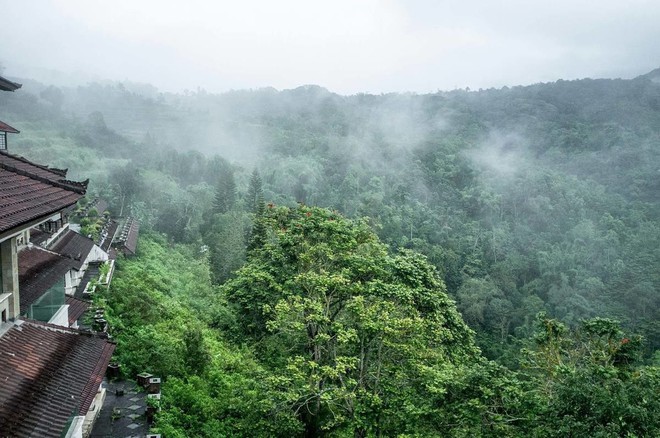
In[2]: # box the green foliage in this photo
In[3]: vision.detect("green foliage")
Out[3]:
[214,168,237,214]
[4,72,660,436]
[103,234,222,375]
[246,168,265,215]
[522,314,660,437]
[205,211,250,284]
[102,233,304,435]
[155,364,302,437]
[183,326,211,375]
[225,205,490,435]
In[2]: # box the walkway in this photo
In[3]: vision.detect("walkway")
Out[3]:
[90,380,150,438]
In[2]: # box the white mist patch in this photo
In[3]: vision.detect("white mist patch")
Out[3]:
[468,132,528,177]
[364,94,447,148]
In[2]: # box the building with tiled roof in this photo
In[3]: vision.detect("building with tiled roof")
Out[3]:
[113,216,140,256]
[0,319,115,438]
[0,151,88,325]
[98,219,118,252]
[49,228,108,270]
[84,198,109,217]
[47,228,110,299]
[0,121,19,134]
[0,151,87,241]
[0,73,116,438]
[73,261,102,299]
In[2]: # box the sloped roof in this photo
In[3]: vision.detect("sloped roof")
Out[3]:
[66,296,91,326]
[0,151,87,236]
[124,219,139,255]
[0,120,19,133]
[18,247,74,314]
[0,75,22,92]
[98,219,118,251]
[90,198,108,216]
[0,319,115,437]
[49,229,96,270]
[114,217,139,256]
[0,151,70,180]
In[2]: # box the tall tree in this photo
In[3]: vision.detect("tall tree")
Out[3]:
[108,162,142,217]
[246,168,265,214]
[224,205,481,436]
[214,169,236,214]
[207,210,250,284]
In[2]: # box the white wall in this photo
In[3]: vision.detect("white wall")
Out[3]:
[64,415,84,438]
[48,304,69,327]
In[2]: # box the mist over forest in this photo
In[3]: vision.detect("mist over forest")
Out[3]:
[1,66,659,436]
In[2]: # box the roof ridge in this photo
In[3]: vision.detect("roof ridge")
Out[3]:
[19,318,116,340]
[0,160,87,194]
[0,150,67,177]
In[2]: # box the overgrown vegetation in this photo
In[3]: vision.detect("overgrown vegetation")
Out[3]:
[3,70,660,435]
[103,215,658,437]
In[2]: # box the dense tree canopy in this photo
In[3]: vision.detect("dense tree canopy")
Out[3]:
[2,69,659,436]
[226,205,479,435]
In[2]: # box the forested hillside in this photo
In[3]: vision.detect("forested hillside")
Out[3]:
[1,70,659,435]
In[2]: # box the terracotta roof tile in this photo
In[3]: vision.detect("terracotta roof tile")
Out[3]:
[108,248,118,260]
[124,219,139,255]
[0,152,88,236]
[49,230,96,270]
[66,296,90,326]
[0,319,115,437]
[0,151,69,180]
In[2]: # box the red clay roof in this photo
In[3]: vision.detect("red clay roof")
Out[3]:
[0,319,115,437]
[18,247,74,314]
[0,120,19,133]
[66,296,91,325]
[49,229,96,270]
[0,151,87,236]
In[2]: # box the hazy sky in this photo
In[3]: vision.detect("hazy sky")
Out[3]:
[2,0,659,95]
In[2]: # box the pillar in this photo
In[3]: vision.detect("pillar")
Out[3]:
[0,237,20,319]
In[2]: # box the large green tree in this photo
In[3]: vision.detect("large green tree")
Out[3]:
[224,205,501,436]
